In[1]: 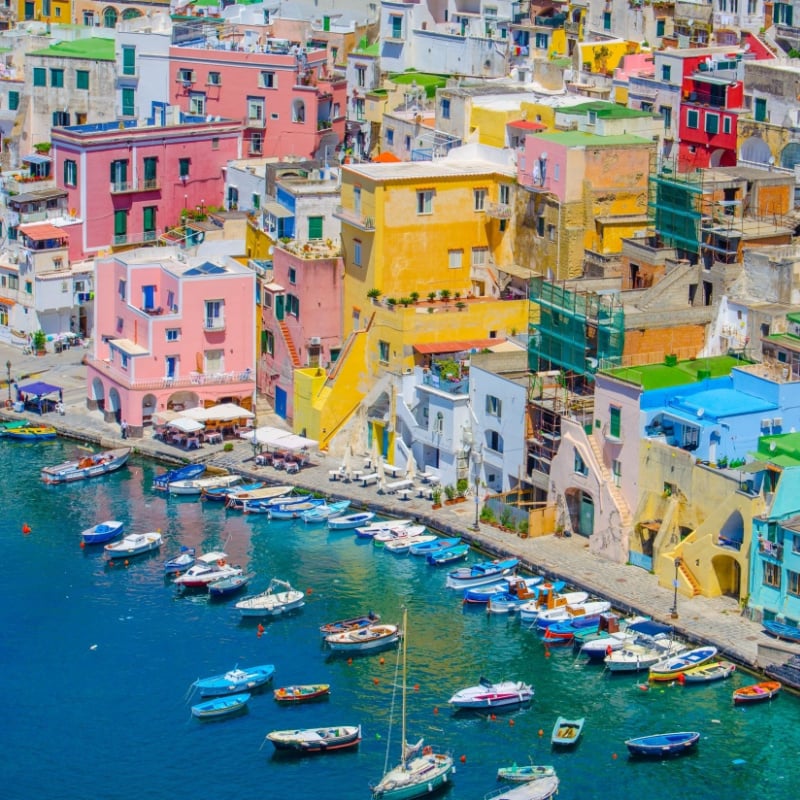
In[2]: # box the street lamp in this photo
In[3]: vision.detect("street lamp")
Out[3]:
[670,557,682,619]
[472,446,483,531]
[5,359,11,404]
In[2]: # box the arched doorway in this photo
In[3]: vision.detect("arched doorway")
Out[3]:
[142,393,157,426]
[739,136,771,164]
[89,376,106,411]
[780,141,800,169]
[167,390,200,411]
[710,148,736,167]
[107,387,122,423]
[564,488,595,537]
[711,554,741,598]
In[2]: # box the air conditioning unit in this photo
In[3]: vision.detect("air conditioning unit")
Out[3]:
[760,418,772,428]
[309,336,322,345]
[772,417,783,427]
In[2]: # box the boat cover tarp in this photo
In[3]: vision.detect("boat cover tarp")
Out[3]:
[628,620,672,637]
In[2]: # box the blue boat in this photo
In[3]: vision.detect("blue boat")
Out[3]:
[164,546,196,574]
[269,499,326,520]
[427,543,470,566]
[203,481,263,502]
[463,575,545,604]
[302,500,352,523]
[625,731,700,758]
[445,557,519,590]
[409,536,461,556]
[152,463,206,491]
[487,580,566,615]
[762,620,800,644]
[193,664,276,697]
[81,520,124,545]
[191,692,251,720]
[208,572,254,598]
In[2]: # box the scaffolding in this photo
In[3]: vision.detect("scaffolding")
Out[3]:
[648,166,705,257]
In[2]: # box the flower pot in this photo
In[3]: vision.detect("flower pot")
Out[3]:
[432,503,442,510]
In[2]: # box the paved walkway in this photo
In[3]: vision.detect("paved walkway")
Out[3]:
[2,339,797,673]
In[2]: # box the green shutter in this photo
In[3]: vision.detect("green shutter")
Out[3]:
[122,87,135,117]
[114,210,127,236]
[308,216,323,239]
[609,407,621,439]
[122,46,136,76]
[76,70,89,90]
[143,206,155,232]
[33,68,46,87]
[8,91,19,110]
[144,157,157,181]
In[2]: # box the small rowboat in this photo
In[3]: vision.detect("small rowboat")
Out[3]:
[648,646,718,682]
[81,520,124,545]
[497,764,556,783]
[427,543,470,566]
[551,716,584,747]
[191,692,250,720]
[319,613,381,637]
[193,664,275,697]
[328,511,376,530]
[4,425,57,440]
[208,572,254,598]
[625,731,700,757]
[274,684,331,703]
[680,660,736,684]
[265,724,361,753]
[762,620,800,644]
[487,775,560,800]
[325,623,400,653]
[164,546,196,574]
[732,680,782,705]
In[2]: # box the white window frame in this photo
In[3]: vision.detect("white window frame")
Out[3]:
[417,190,434,215]
[259,71,275,89]
[471,246,488,267]
[474,188,487,211]
[204,299,224,330]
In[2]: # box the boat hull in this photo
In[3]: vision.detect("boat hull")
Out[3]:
[445,559,519,590]
[328,512,376,530]
[732,681,781,704]
[42,449,130,484]
[105,532,162,558]
[274,684,331,703]
[325,624,401,652]
[449,680,533,710]
[191,692,250,719]
[625,731,700,757]
[649,646,718,682]
[371,753,454,800]
[82,520,124,544]
[194,665,275,697]
[266,725,361,753]
[551,717,584,747]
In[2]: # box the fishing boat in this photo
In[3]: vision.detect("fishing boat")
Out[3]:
[408,536,461,556]
[325,623,401,653]
[371,609,454,799]
[153,463,206,491]
[0,420,29,436]
[445,558,519,590]
[3,425,57,440]
[42,447,130,484]
[732,680,782,705]
[543,614,602,643]
[625,731,700,757]
[649,646,718,682]
[579,619,669,662]
[464,576,545,605]
[535,599,611,630]
[604,634,686,673]
[354,519,413,539]
[448,677,533,710]
[427,544,470,566]
[207,571,254,598]
[235,578,305,617]
[517,588,589,624]
[265,725,361,754]
[373,525,427,547]
[226,485,294,511]
[173,551,243,588]
[551,716,584,747]
[164,547,196,574]
[328,511,376,530]
[104,531,162,558]
[496,764,556,783]
[762,620,800,644]
[274,684,331,703]
[485,775,560,800]
[168,473,241,497]
[191,692,250,720]
[269,499,325,520]
[680,660,736,684]
[319,612,381,637]
[383,534,438,555]
[81,520,124,545]
[302,500,351,523]
[192,664,275,697]
[488,581,567,616]
[202,480,262,501]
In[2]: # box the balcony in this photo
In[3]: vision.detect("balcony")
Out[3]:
[486,201,512,220]
[110,179,161,195]
[86,356,253,390]
[333,205,375,231]
[204,319,226,332]
[113,230,159,246]
[759,539,783,560]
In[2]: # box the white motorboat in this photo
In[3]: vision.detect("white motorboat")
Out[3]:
[354,519,413,539]
[517,589,589,623]
[173,551,243,588]
[604,633,686,673]
[534,599,610,629]
[448,678,534,710]
[169,473,241,496]
[325,623,401,653]
[104,531,163,558]
[373,524,426,545]
[383,534,437,555]
[235,578,305,617]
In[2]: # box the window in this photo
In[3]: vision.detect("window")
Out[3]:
[261,329,275,356]
[64,159,77,187]
[537,215,545,237]
[603,11,611,30]
[763,561,781,589]
[33,68,46,87]
[487,430,504,453]
[574,449,588,476]
[391,15,402,38]
[308,216,323,240]
[441,98,450,119]
[386,128,394,146]
[474,188,487,211]
[660,105,672,131]
[247,98,264,123]
[110,159,128,190]
[353,239,362,266]
[166,328,180,342]
[547,224,556,241]
[189,92,206,116]
[379,340,389,363]
[114,210,128,244]
[417,190,433,214]
[286,293,300,318]
[723,116,732,134]
[353,186,362,215]
[499,184,511,205]
[705,113,719,134]
[448,249,463,269]
[207,71,221,86]
[472,247,488,266]
[122,45,136,76]
[288,268,297,285]
[8,91,19,110]
[177,68,194,84]
[656,18,665,37]
[612,459,622,486]
[354,97,365,120]
[687,109,699,129]
[142,157,157,189]
[754,97,767,122]
[535,32,548,49]
[118,279,127,300]
[609,406,621,439]
[212,137,220,151]
[76,70,89,90]
[25,280,32,294]
[486,395,502,418]
[121,87,135,117]
[259,71,275,88]
[404,135,411,152]
[52,111,70,127]
[789,570,800,598]
[205,300,224,330]
[179,158,190,180]
[661,64,671,82]
[143,206,156,241]
[250,132,263,154]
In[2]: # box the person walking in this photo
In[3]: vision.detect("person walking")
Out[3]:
[121,420,128,440]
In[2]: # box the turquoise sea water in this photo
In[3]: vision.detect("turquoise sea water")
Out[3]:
[2,439,799,799]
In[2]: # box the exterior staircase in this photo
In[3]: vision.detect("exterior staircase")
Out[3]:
[586,433,634,531]
[278,320,301,368]
[678,558,702,597]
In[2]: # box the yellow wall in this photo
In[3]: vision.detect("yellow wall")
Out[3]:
[470,106,521,149]
[576,41,637,75]
[18,0,71,22]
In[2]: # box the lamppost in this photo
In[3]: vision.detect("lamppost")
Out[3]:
[670,557,682,619]
[472,446,483,531]
[5,359,11,404]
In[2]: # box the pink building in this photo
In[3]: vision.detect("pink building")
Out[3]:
[50,111,242,259]
[86,247,256,437]
[169,33,346,160]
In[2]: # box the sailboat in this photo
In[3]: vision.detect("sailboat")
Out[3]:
[371,609,454,800]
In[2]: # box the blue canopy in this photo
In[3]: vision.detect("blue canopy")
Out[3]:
[17,381,61,398]
[16,381,62,414]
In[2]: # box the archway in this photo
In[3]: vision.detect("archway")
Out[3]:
[780,141,800,170]
[292,99,306,123]
[711,553,741,598]
[710,148,736,167]
[89,376,106,411]
[142,393,157,426]
[103,6,118,27]
[167,389,201,412]
[107,387,122,423]
[122,8,142,19]
[564,487,594,537]
[739,136,771,164]
[719,509,744,550]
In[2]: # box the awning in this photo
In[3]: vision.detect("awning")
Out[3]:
[0,296,15,306]
[739,460,771,473]
[263,201,293,219]
[19,223,68,241]
[22,153,52,165]
[508,120,547,131]
[17,380,60,397]
[414,338,506,355]
[498,263,537,279]
[110,338,149,356]
[240,426,318,451]
[264,282,286,292]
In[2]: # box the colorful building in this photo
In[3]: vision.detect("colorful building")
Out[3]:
[86,247,256,436]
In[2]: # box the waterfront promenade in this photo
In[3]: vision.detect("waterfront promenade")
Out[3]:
[1,340,797,673]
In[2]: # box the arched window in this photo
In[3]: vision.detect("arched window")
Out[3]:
[122,9,142,19]
[103,7,118,28]
[780,141,800,170]
[292,99,305,123]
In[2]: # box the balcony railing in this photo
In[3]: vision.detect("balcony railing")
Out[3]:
[86,356,253,390]
[113,230,159,246]
[759,539,783,560]
[486,201,512,220]
[333,205,375,231]
[204,319,226,332]
[110,179,161,195]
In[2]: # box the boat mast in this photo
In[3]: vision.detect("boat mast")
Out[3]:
[401,607,407,771]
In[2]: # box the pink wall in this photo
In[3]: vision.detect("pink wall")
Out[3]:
[518,137,567,202]
[52,119,242,259]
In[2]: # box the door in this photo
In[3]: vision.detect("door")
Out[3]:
[275,386,287,419]
[578,492,595,537]
[275,294,285,321]
[165,356,177,379]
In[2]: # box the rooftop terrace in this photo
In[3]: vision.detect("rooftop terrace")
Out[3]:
[603,354,751,390]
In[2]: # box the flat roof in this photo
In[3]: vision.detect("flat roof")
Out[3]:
[28,38,116,61]
[530,131,652,147]
[414,338,506,355]
[109,338,149,356]
[558,102,655,119]
[603,355,751,390]
[668,387,776,421]
[19,223,68,241]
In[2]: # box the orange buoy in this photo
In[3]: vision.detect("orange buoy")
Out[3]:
[490,714,496,721]
[612,753,618,760]
[413,684,420,692]
[257,630,263,638]
[459,755,467,764]
[433,707,439,715]
[124,560,129,567]
[544,648,551,658]
[80,541,86,549]
[22,523,31,535]
[373,678,380,685]
[379,657,385,665]
[538,729,544,737]
[677,673,686,685]
[509,719,515,727]
[257,623,265,633]
[347,658,353,666]
[108,560,114,567]
[307,588,313,595]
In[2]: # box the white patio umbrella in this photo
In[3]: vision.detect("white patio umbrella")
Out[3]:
[204,402,255,422]
[168,417,205,433]
[182,406,210,421]
[405,450,417,482]
[153,409,180,425]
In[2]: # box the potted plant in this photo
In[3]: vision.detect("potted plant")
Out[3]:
[455,301,467,311]
[427,291,437,302]
[444,484,457,503]
[33,329,47,356]
[409,291,419,304]
[456,478,469,498]
[431,485,442,509]
[367,288,382,303]
[439,288,451,303]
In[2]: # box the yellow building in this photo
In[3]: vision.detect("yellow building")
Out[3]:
[18,0,71,23]
[297,147,529,448]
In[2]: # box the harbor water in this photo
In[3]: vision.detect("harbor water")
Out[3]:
[2,439,799,799]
